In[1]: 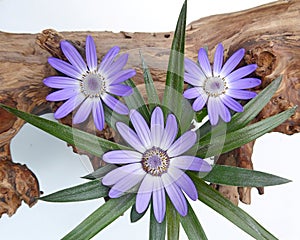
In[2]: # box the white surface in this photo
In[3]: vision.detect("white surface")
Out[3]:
[1,0,299,239]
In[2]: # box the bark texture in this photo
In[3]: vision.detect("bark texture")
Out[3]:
[0,0,299,216]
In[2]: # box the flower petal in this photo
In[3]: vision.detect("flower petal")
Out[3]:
[184,58,206,79]
[162,174,187,217]
[152,178,166,223]
[109,168,145,198]
[183,87,201,100]
[107,84,133,97]
[103,150,142,164]
[60,40,87,73]
[227,89,257,100]
[151,107,164,147]
[160,114,177,150]
[86,35,98,71]
[171,156,212,172]
[192,92,208,112]
[107,69,136,85]
[54,93,85,119]
[98,46,120,73]
[226,64,257,82]
[228,77,261,89]
[220,48,245,78]
[207,97,219,125]
[220,95,243,112]
[116,122,146,153]
[43,76,79,89]
[46,87,79,101]
[215,97,231,123]
[136,174,153,214]
[106,54,129,78]
[73,98,93,124]
[48,57,82,79]
[167,131,196,157]
[129,109,152,149]
[168,167,198,200]
[213,43,224,76]
[198,48,212,77]
[102,163,142,186]
[184,72,203,87]
[92,99,105,130]
[102,93,129,114]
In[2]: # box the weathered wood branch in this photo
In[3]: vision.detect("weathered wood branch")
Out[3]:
[0,0,299,216]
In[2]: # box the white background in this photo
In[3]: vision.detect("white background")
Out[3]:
[1,0,299,239]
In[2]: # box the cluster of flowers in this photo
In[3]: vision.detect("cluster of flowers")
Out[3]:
[44,36,260,223]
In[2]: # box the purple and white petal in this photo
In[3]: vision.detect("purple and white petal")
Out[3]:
[192,93,208,112]
[43,76,80,89]
[48,57,82,79]
[168,167,198,200]
[226,64,257,82]
[207,97,219,125]
[92,99,105,130]
[86,35,98,71]
[46,87,79,101]
[106,84,133,97]
[227,89,257,100]
[103,150,142,164]
[60,40,88,73]
[109,168,145,198]
[219,48,245,78]
[152,178,166,223]
[215,97,231,123]
[160,114,178,150]
[170,156,211,172]
[129,109,152,149]
[102,93,129,115]
[162,174,187,217]
[184,72,203,87]
[150,107,164,147]
[198,48,212,77]
[73,98,93,124]
[106,54,129,78]
[107,69,136,85]
[228,78,261,89]
[183,87,201,100]
[136,174,153,213]
[54,93,85,119]
[167,131,196,157]
[220,95,243,112]
[98,46,120,73]
[184,58,206,79]
[213,43,224,76]
[102,163,143,186]
[116,122,146,153]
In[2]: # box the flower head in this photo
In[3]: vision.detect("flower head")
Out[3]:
[183,43,261,125]
[44,35,136,130]
[102,107,211,223]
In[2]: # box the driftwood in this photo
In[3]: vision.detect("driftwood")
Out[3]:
[0,0,299,216]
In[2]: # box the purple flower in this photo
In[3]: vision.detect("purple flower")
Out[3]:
[102,107,211,223]
[44,35,136,130]
[183,43,261,125]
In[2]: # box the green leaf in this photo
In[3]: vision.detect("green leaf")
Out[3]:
[0,104,131,157]
[124,78,150,121]
[197,106,296,158]
[62,194,135,240]
[82,164,117,180]
[130,204,147,223]
[162,0,187,118]
[190,174,278,240]
[140,52,160,112]
[149,205,166,240]
[202,165,291,187]
[40,180,108,202]
[180,201,208,240]
[166,198,179,240]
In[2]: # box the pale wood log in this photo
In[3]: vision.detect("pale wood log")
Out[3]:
[0,0,299,216]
